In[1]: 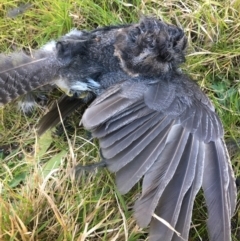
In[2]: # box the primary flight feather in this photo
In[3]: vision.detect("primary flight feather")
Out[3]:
[0,17,237,241]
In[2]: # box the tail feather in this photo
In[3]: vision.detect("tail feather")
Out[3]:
[0,44,60,106]
[37,93,95,136]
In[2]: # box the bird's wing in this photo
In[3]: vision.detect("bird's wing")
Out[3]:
[82,78,236,241]
[37,93,95,136]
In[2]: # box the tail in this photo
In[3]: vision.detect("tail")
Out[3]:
[37,93,95,136]
[0,41,60,106]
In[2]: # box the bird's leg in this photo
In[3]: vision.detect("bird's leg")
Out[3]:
[74,146,107,174]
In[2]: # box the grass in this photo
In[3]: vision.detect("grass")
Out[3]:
[0,0,240,240]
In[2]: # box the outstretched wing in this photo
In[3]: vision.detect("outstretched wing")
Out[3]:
[82,77,236,241]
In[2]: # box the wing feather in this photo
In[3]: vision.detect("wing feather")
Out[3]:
[171,141,205,241]
[102,116,173,164]
[82,94,141,129]
[133,124,190,227]
[37,95,93,136]
[148,136,201,241]
[202,139,233,241]
[98,112,156,148]
[93,102,154,139]
[115,121,171,193]
[82,78,236,241]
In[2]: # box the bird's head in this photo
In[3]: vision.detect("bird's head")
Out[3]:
[114,17,187,77]
[56,18,187,78]
[54,17,187,97]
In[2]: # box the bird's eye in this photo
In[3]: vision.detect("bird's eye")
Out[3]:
[56,41,70,59]
[56,41,67,52]
[145,35,155,49]
[129,27,140,42]
[148,43,155,49]
[168,41,173,48]
[139,22,146,32]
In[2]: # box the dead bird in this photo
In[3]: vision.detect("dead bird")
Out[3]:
[0,17,237,241]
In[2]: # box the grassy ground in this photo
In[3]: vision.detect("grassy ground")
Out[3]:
[0,0,240,240]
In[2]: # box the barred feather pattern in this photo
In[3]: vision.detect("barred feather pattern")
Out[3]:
[0,48,60,106]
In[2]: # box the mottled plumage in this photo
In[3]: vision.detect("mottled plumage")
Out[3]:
[0,26,126,107]
[0,17,237,241]
[81,18,236,241]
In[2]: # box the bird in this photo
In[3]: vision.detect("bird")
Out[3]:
[0,17,237,241]
[0,24,131,118]
[0,28,105,107]
[0,22,137,132]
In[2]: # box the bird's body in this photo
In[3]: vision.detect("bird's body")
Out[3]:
[0,17,237,241]
[0,26,122,106]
